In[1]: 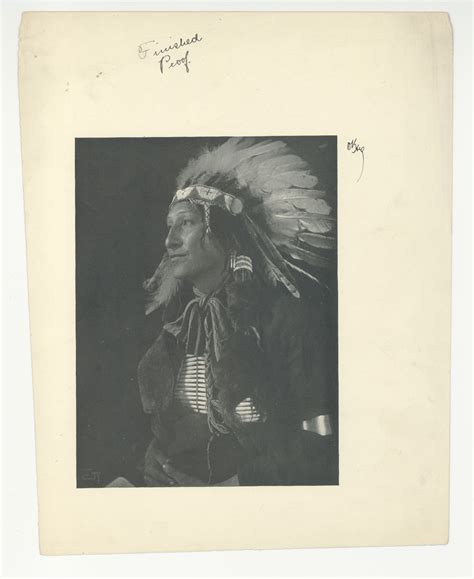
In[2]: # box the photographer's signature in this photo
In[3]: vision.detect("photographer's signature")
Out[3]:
[138,33,203,75]
[347,138,365,182]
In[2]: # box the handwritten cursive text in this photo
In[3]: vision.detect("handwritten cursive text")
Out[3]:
[347,138,365,182]
[138,33,203,75]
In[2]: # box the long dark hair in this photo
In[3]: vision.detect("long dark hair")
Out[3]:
[205,205,263,331]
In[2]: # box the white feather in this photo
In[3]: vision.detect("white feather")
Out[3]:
[262,171,319,191]
[264,197,332,216]
[265,216,333,237]
[284,245,332,268]
[284,259,325,287]
[266,189,327,201]
[297,232,336,249]
[255,155,308,179]
[268,211,335,222]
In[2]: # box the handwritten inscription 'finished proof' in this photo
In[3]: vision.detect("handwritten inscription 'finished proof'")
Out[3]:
[138,33,204,74]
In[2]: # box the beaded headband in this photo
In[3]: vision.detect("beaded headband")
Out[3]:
[170,185,244,232]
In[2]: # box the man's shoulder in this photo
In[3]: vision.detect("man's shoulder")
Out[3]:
[261,287,324,329]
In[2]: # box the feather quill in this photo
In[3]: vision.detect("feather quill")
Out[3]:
[297,232,336,249]
[284,245,333,268]
[264,198,331,216]
[267,188,327,200]
[269,211,336,222]
[243,215,300,298]
[284,259,329,291]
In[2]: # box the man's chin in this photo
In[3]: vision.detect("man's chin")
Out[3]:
[169,264,191,281]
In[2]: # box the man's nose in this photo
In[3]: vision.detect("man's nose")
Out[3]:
[165,225,182,250]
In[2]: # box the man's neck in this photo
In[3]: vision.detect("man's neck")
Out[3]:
[192,268,227,296]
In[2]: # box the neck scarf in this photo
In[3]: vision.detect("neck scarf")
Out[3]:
[163,285,233,362]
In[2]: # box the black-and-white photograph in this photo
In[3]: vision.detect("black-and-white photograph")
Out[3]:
[76,136,338,488]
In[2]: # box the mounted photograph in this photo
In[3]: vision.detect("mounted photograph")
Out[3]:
[75,136,339,488]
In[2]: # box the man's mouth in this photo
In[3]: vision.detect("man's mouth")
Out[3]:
[169,253,187,261]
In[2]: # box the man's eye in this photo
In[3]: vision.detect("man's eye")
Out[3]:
[182,219,193,226]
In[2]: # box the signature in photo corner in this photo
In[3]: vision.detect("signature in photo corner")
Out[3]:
[80,468,101,483]
[347,138,365,182]
[137,33,204,75]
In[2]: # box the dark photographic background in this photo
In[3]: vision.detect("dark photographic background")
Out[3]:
[76,136,338,487]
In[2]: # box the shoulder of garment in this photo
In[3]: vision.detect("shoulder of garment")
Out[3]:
[260,289,325,337]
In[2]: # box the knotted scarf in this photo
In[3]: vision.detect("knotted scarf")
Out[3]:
[163,286,236,467]
[163,287,233,362]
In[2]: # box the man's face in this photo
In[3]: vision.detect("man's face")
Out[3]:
[165,201,226,287]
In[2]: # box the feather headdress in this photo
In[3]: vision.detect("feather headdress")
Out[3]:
[145,138,336,313]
